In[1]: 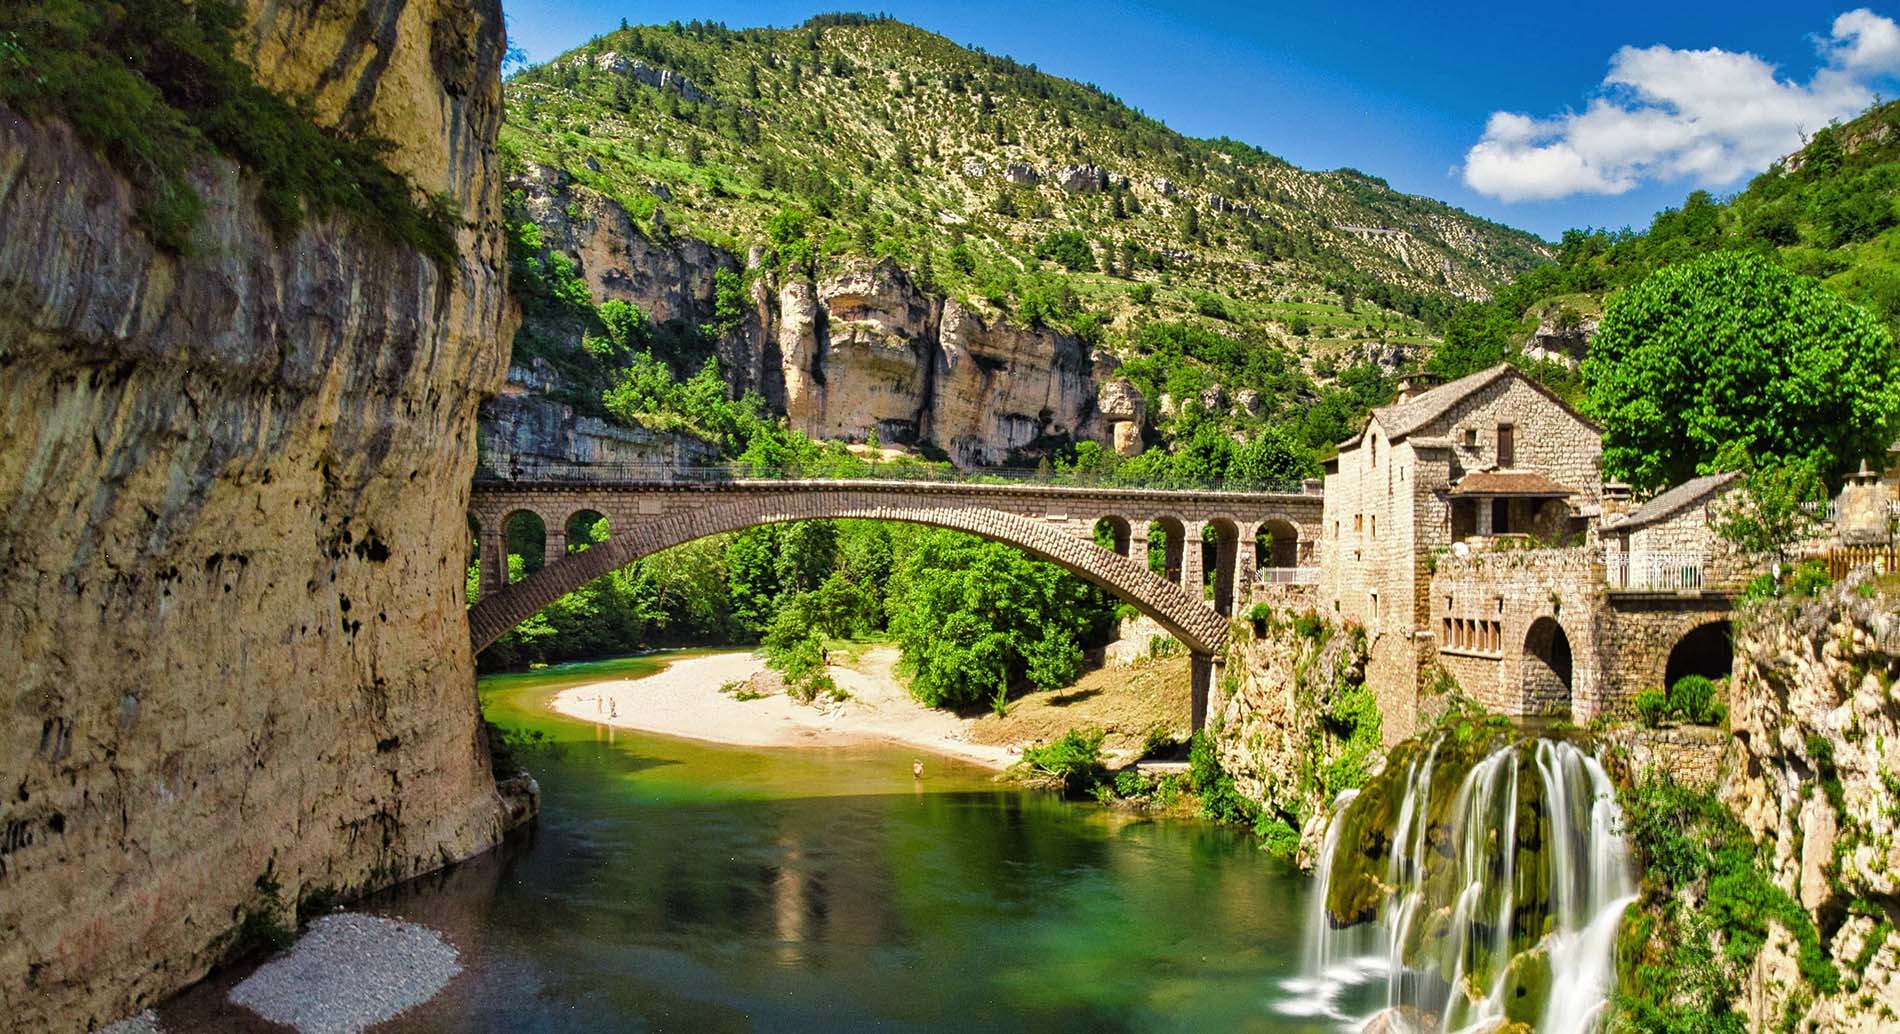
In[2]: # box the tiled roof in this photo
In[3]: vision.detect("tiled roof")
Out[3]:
[1618,471,1740,530]
[1341,363,1603,450]
[1448,471,1576,497]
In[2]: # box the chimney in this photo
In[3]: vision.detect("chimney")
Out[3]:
[1601,482,1633,517]
[1395,372,1442,404]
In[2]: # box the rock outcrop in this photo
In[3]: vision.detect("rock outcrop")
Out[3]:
[1215,607,1373,857]
[1723,575,1900,1033]
[773,258,1108,466]
[0,1,514,1028]
[1056,163,1108,193]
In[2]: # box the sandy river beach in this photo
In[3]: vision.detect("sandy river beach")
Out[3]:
[547,648,1018,768]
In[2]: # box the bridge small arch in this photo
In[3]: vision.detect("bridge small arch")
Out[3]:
[1523,616,1574,718]
[1665,620,1733,688]
[1204,518,1239,615]
[1094,516,1132,557]
[501,509,548,583]
[1257,518,1300,569]
[565,509,609,553]
[1148,517,1185,584]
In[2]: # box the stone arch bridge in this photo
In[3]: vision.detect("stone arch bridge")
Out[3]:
[467,474,1324,728]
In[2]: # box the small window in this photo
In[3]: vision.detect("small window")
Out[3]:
[1370,515,1377,538]
[1497,424,1516,468]
[1464,428,1478,448]
[1354,514,1364,533]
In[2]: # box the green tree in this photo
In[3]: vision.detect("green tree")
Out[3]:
[1714,455,1825,567]
[1034,229,1097,272]
[1229,426,1318,489]
[1582,252,1900,490]
[887,531,1115,708]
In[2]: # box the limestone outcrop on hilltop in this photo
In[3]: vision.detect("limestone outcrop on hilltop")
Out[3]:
[495,167,1137,469]
[0,1,515,1027]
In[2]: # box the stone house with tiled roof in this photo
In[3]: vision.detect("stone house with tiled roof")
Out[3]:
[1317,363,1741,739]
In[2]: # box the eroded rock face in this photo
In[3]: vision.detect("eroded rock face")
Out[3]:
[1215,610,1370,860]
[0,1,513,1027]
[767,259,1106,465]
[1724,575,1900,1033]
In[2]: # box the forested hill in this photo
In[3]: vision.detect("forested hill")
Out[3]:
[1429,98,1900,390]
[504,14,1547,336]
[487,14,1554,478]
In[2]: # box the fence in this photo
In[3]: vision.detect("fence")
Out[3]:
[475,460,1317,495]
[1605,552,1707,591]
[1821,543,1898,580]
[1256,567,1321,585]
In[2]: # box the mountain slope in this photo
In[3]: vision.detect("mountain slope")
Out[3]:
[488,14,1551,471]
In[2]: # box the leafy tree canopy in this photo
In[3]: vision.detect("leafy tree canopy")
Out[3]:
[1581,251,1900,490]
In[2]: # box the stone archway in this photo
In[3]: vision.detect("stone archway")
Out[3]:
[1094,515,1132,557]
[564,509,609,553]
[1257,518,1300,569]
[500,509,548,583]
[1204,518,1239,615]
[1665,620,1733,688]
[467,493,1231,659]
[1522,616,1574,717]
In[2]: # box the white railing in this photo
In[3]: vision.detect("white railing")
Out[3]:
[1257,566,1321,585]
[1604,552,1707,591]
[1801,499,1841,522]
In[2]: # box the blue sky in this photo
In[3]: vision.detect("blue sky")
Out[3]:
[500,2,1900,240]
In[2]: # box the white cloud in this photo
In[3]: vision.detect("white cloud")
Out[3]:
[1462,9,1900,203]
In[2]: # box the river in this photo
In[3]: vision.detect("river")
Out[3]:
[153,651,1332,1033]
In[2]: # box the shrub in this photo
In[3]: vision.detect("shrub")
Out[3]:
[1113,768,1148,799]
[1789,560,1832,598]
[1635,687,1669,727]
[1668,675,1718,725]
[1022,728,1107,796]
[1254,816,1300,858]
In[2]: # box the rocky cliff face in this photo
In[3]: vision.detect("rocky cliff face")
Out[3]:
[1213,604,1374,857]
[0,1,514,1028]
[1723,575,1900,1032]
[492,169,1142,470]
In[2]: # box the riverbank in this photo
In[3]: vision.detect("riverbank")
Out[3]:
[547,648,1020,768]
[544,646,1194,771]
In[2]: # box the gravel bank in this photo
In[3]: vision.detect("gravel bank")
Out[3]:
[227,913,460,1034]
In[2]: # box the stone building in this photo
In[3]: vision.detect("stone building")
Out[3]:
[1316,363,1741,740]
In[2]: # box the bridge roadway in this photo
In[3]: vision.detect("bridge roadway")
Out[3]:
[466,471,1324,728]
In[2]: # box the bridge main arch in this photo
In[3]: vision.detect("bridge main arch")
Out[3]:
[466,489,1232,659]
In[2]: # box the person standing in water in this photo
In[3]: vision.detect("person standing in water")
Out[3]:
[912,758,924,779]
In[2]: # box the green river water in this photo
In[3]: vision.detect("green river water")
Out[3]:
[155,652,1329,1033]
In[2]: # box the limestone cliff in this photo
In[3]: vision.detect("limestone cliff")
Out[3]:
[491,168,1140,470]
[1213,602,1376,857]
[1723,575,1900,1032]
[0,1,514,1028]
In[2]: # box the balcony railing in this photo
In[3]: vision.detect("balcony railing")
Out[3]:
[475,459,1317,495]
[1605,552,1707,591]
[1257,566,1321,585]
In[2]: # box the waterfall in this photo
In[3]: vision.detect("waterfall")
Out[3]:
[1275,734,1634,1034]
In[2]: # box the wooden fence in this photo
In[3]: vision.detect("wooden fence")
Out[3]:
[1822,543,1898,580]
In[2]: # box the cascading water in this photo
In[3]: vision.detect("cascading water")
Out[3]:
[1276,733,1635,1034]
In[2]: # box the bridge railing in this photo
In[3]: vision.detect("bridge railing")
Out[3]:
[475,460,1319,495]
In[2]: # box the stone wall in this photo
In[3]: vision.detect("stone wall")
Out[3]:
[1598,595,1735,714]
[1427,546,1602,718]
[0,3,514,1027]
[1602,726,1728,789]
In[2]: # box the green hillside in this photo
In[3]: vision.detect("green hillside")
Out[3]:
[495,14,1553,466]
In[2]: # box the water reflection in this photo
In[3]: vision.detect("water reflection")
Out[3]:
[154,654,1333,1034]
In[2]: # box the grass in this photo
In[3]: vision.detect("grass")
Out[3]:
[0,0,458,264]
